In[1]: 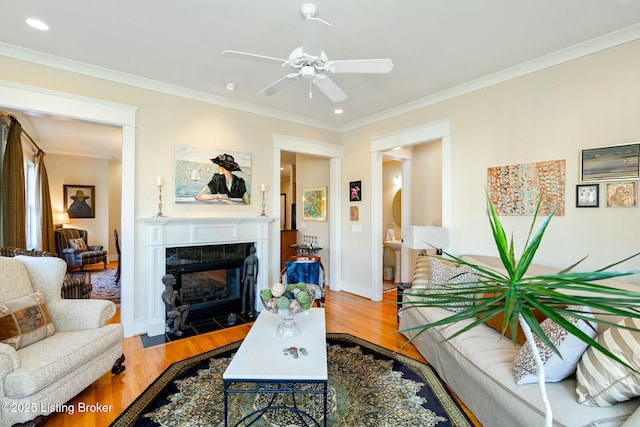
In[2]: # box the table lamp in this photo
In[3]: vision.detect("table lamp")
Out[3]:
[403,225,449,255]
[53,211,70,229]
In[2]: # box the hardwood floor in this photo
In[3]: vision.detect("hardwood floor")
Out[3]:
[43,287,481,426]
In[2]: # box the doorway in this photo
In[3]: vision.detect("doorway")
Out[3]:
[0,81,137,337]
[272,135,342,291]
[370,119,452,301]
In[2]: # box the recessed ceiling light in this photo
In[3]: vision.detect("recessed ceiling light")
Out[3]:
[333,108,344,115]
[225,82,236,91]
[26,18,49,31]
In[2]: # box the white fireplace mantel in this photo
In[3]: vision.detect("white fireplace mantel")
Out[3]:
[139,216,275,336]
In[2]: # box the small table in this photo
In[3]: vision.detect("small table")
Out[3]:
[223,308,328,426]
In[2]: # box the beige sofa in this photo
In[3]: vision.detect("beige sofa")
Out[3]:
[399,254,640,427]
[0,256,124,426]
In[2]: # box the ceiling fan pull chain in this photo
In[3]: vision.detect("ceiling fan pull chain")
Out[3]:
[309,79,313,99]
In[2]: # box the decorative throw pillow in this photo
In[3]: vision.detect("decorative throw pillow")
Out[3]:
[513,306,596,385]
[411,254,431,287]
[423,257,478,312]
[68,237,88,252]
[576,317,640,406]
[481,301,549,345]
[0,292,56,349]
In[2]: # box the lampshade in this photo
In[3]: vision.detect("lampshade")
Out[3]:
[403,226,449,250]
[53,211,70,225]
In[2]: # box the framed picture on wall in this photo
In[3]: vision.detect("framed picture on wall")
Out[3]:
[605,181,637,207]
[580,143,640,182]
[576,184,599,208]
[63,184,96,218]
[349,180,362,202]
[302,186,327,221]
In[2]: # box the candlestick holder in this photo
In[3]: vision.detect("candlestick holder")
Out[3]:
[156,184,165,217]
[260,188,267,216]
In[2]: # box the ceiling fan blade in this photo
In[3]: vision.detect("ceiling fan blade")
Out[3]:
[258,74,298,96]
[313,75,347,103]
[331,58,394,74]
[222,50,286,65]
[302,17,330,58]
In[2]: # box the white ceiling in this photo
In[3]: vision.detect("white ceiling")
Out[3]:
[2,0,640,160]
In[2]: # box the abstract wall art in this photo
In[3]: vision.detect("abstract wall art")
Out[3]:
[488,159,566,216]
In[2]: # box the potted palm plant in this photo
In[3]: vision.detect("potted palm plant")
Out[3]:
[401,193,640,427]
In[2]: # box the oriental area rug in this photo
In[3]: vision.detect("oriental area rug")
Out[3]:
[110,333,472,427]
[66,268,120,304]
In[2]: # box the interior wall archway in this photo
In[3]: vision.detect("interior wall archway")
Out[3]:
[272,134,342,291]
[370,119,452,301]
[0,80,138,337]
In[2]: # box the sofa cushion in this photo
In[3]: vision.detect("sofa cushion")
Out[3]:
[424,257,478,312]
[3,324,123,398]
[576,317,640,406]
[481,302,548,345]
[67,237,88,252]
[0,292,55,349]
[513,306,596,385]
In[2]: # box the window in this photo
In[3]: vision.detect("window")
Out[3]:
[24,158,36,249]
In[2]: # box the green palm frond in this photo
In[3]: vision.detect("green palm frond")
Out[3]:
[400,192,640,372]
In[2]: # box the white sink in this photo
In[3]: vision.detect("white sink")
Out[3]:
[384,240,402,283]
[384,240,402,251]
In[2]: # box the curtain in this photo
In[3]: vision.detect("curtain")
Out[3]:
[1,118,26,248]
[35,151,55,252]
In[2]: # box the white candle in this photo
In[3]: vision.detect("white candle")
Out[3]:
[156,176,162,186]
[260,184,266,192]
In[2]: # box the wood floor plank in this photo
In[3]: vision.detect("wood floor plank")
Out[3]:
[42,287,481,426]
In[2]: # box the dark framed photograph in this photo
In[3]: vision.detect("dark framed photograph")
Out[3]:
[349,180,362,202]
[580,143,640,182]
[63,185,95,218]
[576,184,599,208]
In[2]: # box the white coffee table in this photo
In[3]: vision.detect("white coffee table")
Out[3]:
[223,308,327,426]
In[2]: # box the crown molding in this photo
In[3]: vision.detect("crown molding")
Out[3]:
[339,23,640,132]
[2,22,640,135]
[0,43,340,132]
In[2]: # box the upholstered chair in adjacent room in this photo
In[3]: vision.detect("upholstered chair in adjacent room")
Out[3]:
[54,228,107,272]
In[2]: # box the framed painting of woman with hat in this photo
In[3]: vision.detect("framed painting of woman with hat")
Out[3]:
[63,185,95,218]
[174,145,252,204]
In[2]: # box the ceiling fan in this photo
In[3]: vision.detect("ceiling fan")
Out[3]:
[222,3,393,103]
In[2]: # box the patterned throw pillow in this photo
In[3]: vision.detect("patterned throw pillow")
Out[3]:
[68,237,88,252]
[411,253,431,287]
[0,292,56,349]
[576,317,640,406]
[513,306,596,385]
[422,257,478,313]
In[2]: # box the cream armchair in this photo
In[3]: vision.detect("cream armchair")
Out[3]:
[0,256,124,426]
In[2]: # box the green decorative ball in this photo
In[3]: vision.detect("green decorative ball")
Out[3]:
[260,289,273,300]
[276,296,290,310]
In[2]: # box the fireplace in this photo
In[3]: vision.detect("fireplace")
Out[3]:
[165,242,255,322]
[139,216,274,337]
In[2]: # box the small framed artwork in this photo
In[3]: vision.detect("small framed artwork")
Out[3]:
[605,181,637,207]
[350,206,359,221]
[349,180,362,202]
[302,186,327,221]
[63,185,96,218]
[580,143,640,182]
[576,184,599,208]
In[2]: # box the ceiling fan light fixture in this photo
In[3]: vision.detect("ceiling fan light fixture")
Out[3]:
[333,108,344,115]
[225,82,236,91]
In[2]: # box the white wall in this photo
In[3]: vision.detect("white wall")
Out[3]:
[46,153,113,251]
[341,39,640,295]
[411,140,442,227]
[2,37,640,334]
